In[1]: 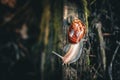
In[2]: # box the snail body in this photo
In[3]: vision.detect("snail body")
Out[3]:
[62,40,83,64]
[52,39,84,64]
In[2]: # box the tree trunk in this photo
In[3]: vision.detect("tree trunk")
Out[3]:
[62,0,90,80]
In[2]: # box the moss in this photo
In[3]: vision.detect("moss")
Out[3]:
[82,0,90,34]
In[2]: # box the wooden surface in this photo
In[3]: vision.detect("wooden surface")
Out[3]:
[62,0,89,80]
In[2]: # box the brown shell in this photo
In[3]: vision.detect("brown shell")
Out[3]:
[68,19,86,44]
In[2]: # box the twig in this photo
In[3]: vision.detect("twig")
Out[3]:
[108,41,120,80]
[92,66,103,78]
[92,63,103,78]
[96,22,106,71]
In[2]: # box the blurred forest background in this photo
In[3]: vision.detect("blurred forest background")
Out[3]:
[0,0,120,80]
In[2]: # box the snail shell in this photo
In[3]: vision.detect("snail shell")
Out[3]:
[68,19,86,44]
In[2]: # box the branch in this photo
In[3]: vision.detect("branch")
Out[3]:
[108,41,120,80]
[96,22,106,71]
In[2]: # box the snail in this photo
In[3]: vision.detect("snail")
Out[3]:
[52,19,86,64]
